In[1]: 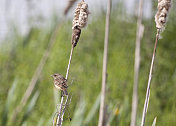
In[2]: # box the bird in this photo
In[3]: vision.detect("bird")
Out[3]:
[51,73,68,96]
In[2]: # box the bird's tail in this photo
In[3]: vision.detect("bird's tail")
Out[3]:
[64,89,68,96]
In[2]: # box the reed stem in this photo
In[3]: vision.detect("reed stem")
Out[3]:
[141,29,160,126]
[130,0,144,126]
[98,0,111,126]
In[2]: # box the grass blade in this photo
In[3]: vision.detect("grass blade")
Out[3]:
[1,80,17,126]
[152,117,157,126]
[107,106,121,125]
[37,117,44,126]
[20,91,40,125]
[84,93,100,125]
[70,97,86,126]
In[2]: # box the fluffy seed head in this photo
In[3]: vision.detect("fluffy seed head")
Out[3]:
[155,0,171,29]
[72,0,89,29]
[71,0,89,47]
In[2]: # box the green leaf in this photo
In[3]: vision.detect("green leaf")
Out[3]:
[37,117,44,126]
[152,117,157,126]
[1,80,17,126]
[84,93,100,125]
[70,97,86,126]
[20,91,40,125]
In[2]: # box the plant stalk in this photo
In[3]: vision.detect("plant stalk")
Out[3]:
[141,29,160,126]
[56,45,74,126]
[98,0,111,126]
[130,0,144,126]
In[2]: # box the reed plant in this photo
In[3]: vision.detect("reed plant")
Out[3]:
[54,0,89,125]
[141,0,172,126]
[98,0,111,126]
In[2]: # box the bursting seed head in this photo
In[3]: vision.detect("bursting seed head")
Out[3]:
[71,0,89,47]
[155,0,171,30]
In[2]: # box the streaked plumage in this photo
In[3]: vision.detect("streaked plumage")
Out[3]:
[51,73,68,96]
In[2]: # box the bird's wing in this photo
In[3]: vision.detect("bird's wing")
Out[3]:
[62,82,68,88]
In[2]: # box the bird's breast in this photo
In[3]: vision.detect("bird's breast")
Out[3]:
[54,84,62,90]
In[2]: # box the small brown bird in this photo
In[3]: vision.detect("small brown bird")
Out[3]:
[51,73,68,96]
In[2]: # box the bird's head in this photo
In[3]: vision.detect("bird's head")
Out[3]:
[50,73,61,79]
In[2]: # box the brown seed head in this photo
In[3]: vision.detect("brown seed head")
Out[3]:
[72,27,81,47]
[71,0,89,47]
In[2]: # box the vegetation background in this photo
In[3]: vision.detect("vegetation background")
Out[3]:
[0,0,176,126]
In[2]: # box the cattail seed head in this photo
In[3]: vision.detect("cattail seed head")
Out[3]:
[71,0,89,47]
[72,27,81,47]
[72,0,89,29]
[155,0,171,30]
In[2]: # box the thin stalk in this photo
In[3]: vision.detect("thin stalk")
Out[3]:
[130,0,144,126]
[66,46,74,80]
[98,0,111,126]
[141,29,160,126]
[60,95,72,125]
[64,0,78,15]
[55,0,89,124]
[56,45,74,126]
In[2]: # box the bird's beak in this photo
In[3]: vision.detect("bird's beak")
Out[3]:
[50,75,53,77]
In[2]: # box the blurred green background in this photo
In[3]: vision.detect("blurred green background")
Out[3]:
[0,0,176,126]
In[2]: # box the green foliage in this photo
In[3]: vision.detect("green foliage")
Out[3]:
[84,93,100,125]
[152,117,157,126]
[70,97,86,126]
[1,80,17,126]
[20,91,39,125]
[0,9,176,126]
